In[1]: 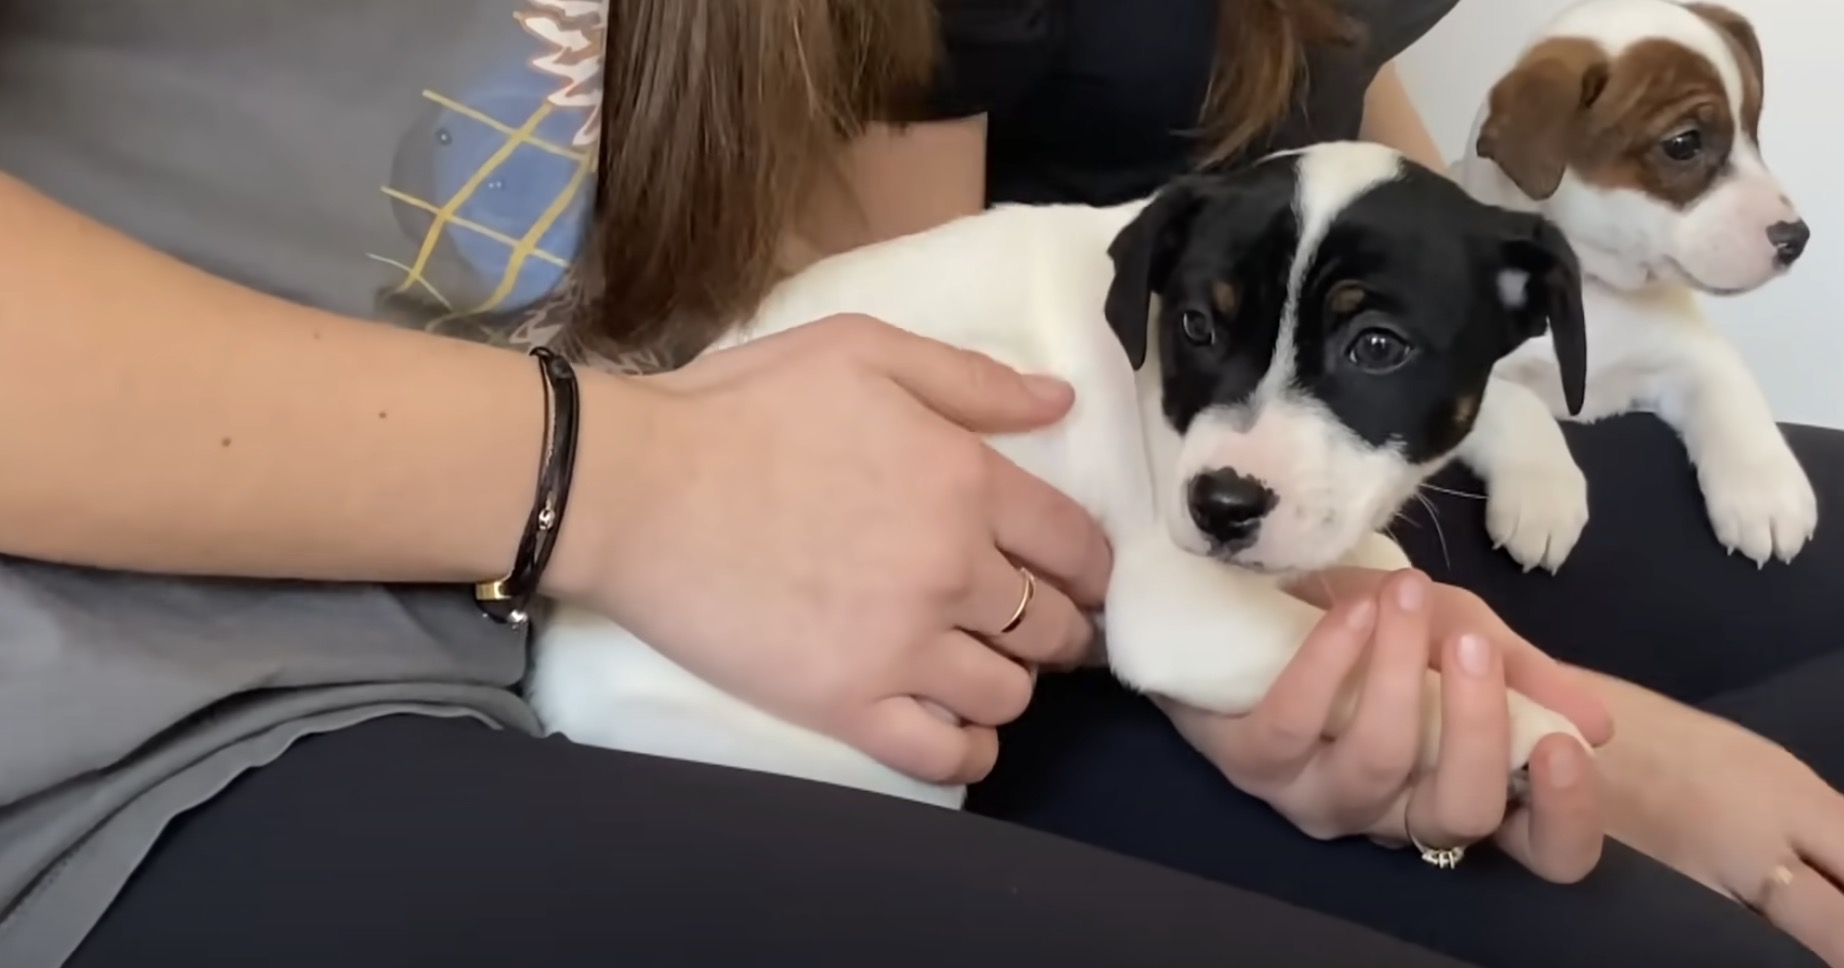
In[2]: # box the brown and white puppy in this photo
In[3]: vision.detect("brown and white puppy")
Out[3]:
[1450,0,1816,571]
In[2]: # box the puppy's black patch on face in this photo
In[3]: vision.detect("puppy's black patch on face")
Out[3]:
[1121,160,1305,432]
[1108,151,1586,463]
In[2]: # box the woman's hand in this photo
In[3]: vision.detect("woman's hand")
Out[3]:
[1291,567,1615,745]
[1590,674,1844,965]
[552,314,1112,787]
[1163,569,1605,884]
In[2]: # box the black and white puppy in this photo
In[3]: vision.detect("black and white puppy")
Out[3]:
[530,141,1591,812]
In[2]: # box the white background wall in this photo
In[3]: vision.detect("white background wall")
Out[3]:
[1396,0,1843,428]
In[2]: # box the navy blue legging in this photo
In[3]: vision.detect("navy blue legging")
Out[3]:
[73,415,1836,968]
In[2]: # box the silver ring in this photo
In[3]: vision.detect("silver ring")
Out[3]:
[1406,825,1467,870]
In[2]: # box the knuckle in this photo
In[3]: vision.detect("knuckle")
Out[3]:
[991,666,1035,724]
[791,645,864,713]
[960,728,1001,783]
[824,312,881,341]
[1347,751,1413,795]
[1290,810,1349,842]
[909,535,975,601]
[954,347,1008,397]
[902,735,966,786]
[1440,804,1505,844]
[939,438,993,497]
[1054,600,1098,663]
[1252,716,1319,756]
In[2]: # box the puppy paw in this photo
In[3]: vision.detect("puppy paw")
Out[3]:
[1504,690,1588,804]
[1485,458,1590,574]
[1415,676,1586,804]
[1699,444,1818,566]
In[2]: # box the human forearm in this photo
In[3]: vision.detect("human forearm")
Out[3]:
[1362,63,1448,172]
[780,118,988,274]
[1566,665,1707,837]
[0,171,643,586]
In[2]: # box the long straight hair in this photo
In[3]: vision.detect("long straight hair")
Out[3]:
[575,0,1356,366]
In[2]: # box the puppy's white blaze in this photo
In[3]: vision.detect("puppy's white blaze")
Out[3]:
[1260,142,1404,409]
[1547,0,1745,109]
[1498,269,1531,309]
[1179,396,1413,573]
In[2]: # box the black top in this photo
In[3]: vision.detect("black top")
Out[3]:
[927,0,1462,206]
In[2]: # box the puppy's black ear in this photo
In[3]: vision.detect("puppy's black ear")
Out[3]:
[1498,212,1588,416]
[1104,179,1204,369]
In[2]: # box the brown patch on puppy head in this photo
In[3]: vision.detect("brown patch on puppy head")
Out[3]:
[1477,38,1611,201]
[1451,393,1480,434]
[1327,283,1371,320]
[1687,2,1764,141]
[1477,36,1739,210]
[1326,281,1366,317]
[1211,280,1238,317]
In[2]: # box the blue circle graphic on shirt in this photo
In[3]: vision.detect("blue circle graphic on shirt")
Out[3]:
[390,59,593,315]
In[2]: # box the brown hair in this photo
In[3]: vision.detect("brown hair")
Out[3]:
[577,0,1355,367]
[1198,0,1361,167]
[578,0,938,366]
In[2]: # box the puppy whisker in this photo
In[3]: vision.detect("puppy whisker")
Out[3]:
[1409,491,1454,571]
[1420,483,1486,501]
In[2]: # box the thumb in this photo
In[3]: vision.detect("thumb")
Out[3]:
[869,329,1075,434]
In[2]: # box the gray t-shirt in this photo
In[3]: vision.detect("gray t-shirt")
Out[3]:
[0,2,605,964]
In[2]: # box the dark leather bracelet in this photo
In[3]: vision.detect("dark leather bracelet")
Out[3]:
[475,346,581,627]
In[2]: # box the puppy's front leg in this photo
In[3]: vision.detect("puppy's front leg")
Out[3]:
[1652,335,1816,565]
[1104,531,1584,788]
[1103,532,1325,716]
[1458,377,1590,573]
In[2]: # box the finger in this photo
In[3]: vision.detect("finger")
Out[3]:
[979,447,1113,608]
[855,697,1000,785]
[866,327,1076,435]
[1495,643,1614,748]
[1419,633,1514,846]
[912,631,1036,728]
[1750,860,1844,967]
[1208,596,1379,784]
[1301,567,1613,746]
[1319,570,1433,819]
[1792,793,1844,891]
[1495,732,1604,884]
[959,551,1092,668]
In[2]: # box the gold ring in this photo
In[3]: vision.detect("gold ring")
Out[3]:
[1747,864,1797,914]
[998,567,1036,635]
[1406,825,1467,870]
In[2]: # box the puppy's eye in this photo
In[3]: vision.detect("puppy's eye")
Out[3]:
[1178,308,1216,346]
[1345,327,1415,373]
[1660,129,1703,162]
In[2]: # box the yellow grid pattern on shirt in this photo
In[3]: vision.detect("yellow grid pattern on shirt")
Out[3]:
[367,89,594,325]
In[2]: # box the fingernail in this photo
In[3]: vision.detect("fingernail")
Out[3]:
[1395,572,1425,611]
[1345,597,1377,631]
[1547,742,1579,789]
[1457,633,1493,678]
[1023,374,1072,403]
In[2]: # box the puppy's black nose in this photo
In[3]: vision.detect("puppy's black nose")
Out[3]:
[1768,219,1810,267]
[1187,469,1276,548]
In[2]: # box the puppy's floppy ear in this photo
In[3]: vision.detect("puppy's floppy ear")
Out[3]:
[1497,211,1588,416]
[1476,38,1610,201]
[1104,178,1205,369]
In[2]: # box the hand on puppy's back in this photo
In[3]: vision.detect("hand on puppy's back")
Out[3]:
[559,313,1112,786]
